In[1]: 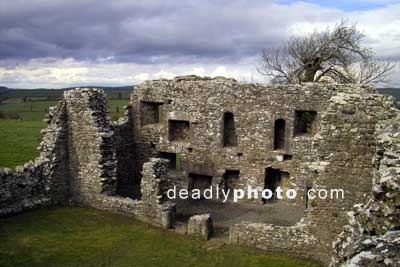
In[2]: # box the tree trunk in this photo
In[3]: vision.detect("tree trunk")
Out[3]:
[303,68,317,82]
[302,59,321,82]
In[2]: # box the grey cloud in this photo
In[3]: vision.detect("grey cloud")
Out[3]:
[0,0,345,64]
[0,0,399,69]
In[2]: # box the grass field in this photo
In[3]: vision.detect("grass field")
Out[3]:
[0,86,133,100]
[0,120,44,168]
[0,207,319,267]
[0,99,129,168]
[0,99,129,121]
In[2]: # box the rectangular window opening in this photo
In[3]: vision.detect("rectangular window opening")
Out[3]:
[294,111,317,136]
[159,152,177,170]
[224,170,240,190]
[188,173,213,195]
[140,101,163,126]
[264,168,289,203]
[169,120,190,142]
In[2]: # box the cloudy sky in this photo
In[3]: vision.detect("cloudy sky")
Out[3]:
[0,0,399,88]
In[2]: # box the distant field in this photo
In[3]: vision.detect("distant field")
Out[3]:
[0,120,44,168]
[0,207,319,267]
[0,86,133,101]
[0,100,59,121]
[377,88,400,101]
[109,99,130,120]
[0,99,129,168]
[0,99,129,121]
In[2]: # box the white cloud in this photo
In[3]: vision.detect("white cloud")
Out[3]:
[0,58,264,88]
[153,70,176,79]
[350,4,400,58]
[1,1,400,88]
[134,73,150,83]
[212,66,230,77]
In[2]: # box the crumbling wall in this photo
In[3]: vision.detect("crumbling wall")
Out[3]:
[1,88,176,229]
[139,158,175,226]
[92,158,176,228]
[188,214,213,240]
[229,219,317,257]
[304,93,396,261]
[64,89,117,203]
[331,109,400,267]
[228,93,397,265]
[131,77,377,209]
[0,100,69,216]
[130,76,396,266]
[62,89,175,228]
[1,79,399,266]
[1,88,116,215]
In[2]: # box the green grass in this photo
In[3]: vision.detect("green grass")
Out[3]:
[0,101,59,121]
[0,120,45,168]
[0,99,129,121]
[0,99,130,169]
[0,87,133,100]
[0,207,319,267]
[109,99,130,121]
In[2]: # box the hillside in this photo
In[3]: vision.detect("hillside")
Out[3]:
[1,85,398,103]
[0,86,134,102]
[377,88,400,101]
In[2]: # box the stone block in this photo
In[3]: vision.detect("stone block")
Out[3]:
[188,214,213,240]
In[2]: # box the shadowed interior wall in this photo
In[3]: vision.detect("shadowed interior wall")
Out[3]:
[274,119,286,150]
[223,112,237,147]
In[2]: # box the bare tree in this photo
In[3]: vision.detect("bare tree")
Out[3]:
[258,21,395,85]
[348,60,395,85]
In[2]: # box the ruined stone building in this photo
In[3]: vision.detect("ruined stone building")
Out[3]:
[1,76,399,267]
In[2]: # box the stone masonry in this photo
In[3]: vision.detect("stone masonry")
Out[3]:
[92,158,176,229]
[0,88,175,229]
[63,89,117,203]
[1,76,399,267]
[0,100,69,215]
[331,110,400,266]
[130,76,398,266]
[188,214,213,240]
[131,77,377,209]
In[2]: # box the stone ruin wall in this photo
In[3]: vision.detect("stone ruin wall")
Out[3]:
[131,77,380,209]
[0,77,399,267]
[63,89,175,229]
[0,88,174,229]
[64,89,117,203]
[90,158,176,229]
[229,92,398,265]
[130,76,398,266]
[332,110,400,266]
[0,100,69,215]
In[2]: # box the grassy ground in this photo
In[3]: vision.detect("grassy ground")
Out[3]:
[0,99,129,168]
[108,99,130,121]
[0,99,129,121]
[0,120,45,168]
[0,100,59,121]
[0,87,132,101]
[0,207,319,267]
